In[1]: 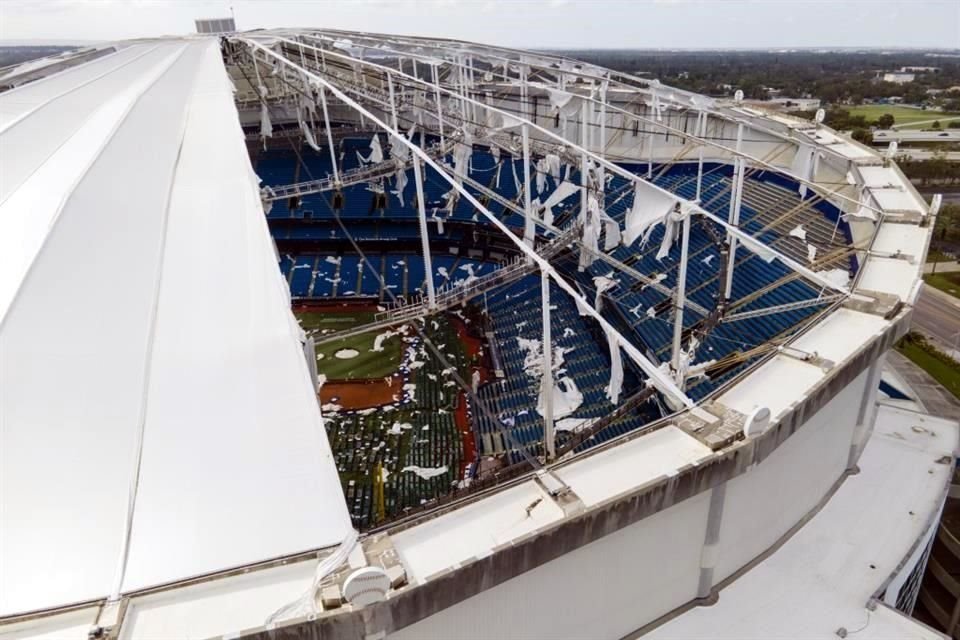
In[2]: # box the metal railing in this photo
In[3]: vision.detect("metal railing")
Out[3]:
[263,138,456,201]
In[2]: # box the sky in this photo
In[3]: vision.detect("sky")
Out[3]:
[0,0,958,50]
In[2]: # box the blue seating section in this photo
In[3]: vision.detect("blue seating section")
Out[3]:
[473,276,655,463]
[267,143,854,455]
[280,251,505,302]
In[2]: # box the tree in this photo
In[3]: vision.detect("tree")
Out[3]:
[851,128,874,145]
[876,113,895,128]
[932,120,942,130]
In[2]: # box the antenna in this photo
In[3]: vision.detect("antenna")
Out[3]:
[734,89,744,104]
[886,140,898,159]
[814,108,825,125]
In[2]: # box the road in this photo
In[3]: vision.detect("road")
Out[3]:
[890,116,960,130]
[912,284,960,354]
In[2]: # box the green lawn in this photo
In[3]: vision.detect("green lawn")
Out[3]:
[926,248,954,264]
[896,339,960,400]
[297,310,405,380]
[847,105,960,130]
[924,272,960,300]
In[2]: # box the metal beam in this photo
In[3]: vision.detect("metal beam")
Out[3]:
[238,36,695,409]
[671,206,692,378]
[721,294,845,323]
[541,269,555,461]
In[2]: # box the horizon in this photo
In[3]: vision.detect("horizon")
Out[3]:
[1,0,958,50]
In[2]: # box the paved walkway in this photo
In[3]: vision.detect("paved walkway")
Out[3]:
[924,261,960,274]
[887,350,960,423]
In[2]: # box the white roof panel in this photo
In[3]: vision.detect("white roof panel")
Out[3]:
[555,426,712,508]
[869,187,925,214]
[392,480,564,582]
[719,355,825,419]
[872,222,930,259]
[0,38,350,617]
[649,406,958,639]
[857,256,921,301]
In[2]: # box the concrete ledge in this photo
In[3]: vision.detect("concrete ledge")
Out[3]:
[233,310,913,640]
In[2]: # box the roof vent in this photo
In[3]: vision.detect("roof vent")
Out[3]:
[743,406,772,438]
[342,567,392,607]
[195,17,236,34]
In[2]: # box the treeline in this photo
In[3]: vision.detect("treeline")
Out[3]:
[549,50,960,106]
[900,157,960,186]
[794,107,898,130]
[0,46,73,68]
[935,203,960,245]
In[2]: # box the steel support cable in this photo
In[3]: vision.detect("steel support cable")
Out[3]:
[252,34,856,295]
[286,31,881,217]
[240,50,554,473]
[236,35,695,409]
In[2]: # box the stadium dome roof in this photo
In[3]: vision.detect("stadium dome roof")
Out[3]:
[0,38,351,617]
[0,27,939,640]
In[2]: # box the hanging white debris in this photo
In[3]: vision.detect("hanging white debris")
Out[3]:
[392,168,409,206]
[453,133,473,184]
[789,143,816,198]
[540,181,580,227]
[603,326,624,404]
[806,244,818,263]
[848,189,878,221]
[656,212,679,261]
[624,184,675,247]
[739,234,778,263]
[538,376,583,420]
[441,188,458,215]
[357,134,384,165]
[545,153,562,180]
[535,158,548,194]
[578,195,601,271]
[600,210,621,251]
[816,268,851,290]
[640,273,668,291]
[259,102,273,139]
[547,89,581,119]
[788,225,807,241]
[592,274,618,312]
[555,418,588,433]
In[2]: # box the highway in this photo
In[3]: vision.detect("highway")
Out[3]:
[912,284,960,353]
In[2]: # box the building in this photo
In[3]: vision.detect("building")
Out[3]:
[0,28,953,640]
[882,71,917,84]
[749,97,822,111]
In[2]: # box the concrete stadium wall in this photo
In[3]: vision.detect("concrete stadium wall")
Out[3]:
[712,367,868,584]
[385,368,872,640]
[390,492,711,640]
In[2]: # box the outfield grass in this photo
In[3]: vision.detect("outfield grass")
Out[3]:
[847,105,960,130]
[896,339,960,400]
[924,272,960,300]
[297,310,405,380]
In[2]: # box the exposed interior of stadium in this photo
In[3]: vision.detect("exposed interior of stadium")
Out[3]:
[1,22,945,639]
[226,31,865,531]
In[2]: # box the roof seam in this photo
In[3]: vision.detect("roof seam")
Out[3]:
[107,40,209,601]
[0,43,191,333]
